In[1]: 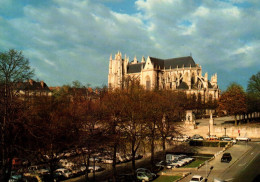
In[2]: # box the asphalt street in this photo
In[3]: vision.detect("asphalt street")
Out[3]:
[180,141,260,182]
[232,142,260,182]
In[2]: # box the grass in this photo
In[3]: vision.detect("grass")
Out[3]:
[181,158,208,168]
[153,175,182,182]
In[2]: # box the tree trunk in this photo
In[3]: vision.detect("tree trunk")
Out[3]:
[112,144,117,182]
[150,136,155,168]
[93,157,96,181]
[234,115,237,126]
[49,158,55,182]
[162,137,166,161]
[131,140,136,175]
[112,119,117,182]
[0,82,8,182]
[85,153,90,181]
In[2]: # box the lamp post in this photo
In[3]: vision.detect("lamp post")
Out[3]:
[224,127,227,136]
[209,123,210,137]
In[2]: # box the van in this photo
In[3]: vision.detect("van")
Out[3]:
[166,154,175,161]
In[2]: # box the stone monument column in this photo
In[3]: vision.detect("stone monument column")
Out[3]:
[209,110,214,125]
[185,110,196,129]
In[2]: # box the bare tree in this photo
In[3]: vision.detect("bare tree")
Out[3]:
[142,91,163,168]
[0,49,34,182]
[120,81,146,174]
[157,91,186,159]
[101,89,126,182]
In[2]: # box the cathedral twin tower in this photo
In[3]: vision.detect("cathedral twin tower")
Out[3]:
[108,51,220,101]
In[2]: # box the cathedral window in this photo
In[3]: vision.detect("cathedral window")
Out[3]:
[145,75,151,90]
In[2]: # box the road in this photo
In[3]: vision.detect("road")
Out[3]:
[65,141,259,182]
[232,142,260,182]
[180,141,260,182]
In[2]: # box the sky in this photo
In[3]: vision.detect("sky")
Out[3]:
[0,0,259,91]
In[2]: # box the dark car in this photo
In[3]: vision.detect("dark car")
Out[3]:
[221,153,232,163]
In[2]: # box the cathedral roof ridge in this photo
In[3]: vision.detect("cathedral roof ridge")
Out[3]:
[130,61,145,64]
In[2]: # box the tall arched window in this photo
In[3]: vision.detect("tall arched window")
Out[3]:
[146,75,151,90]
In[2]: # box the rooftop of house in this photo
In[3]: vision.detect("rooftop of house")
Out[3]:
[16,79,51,91]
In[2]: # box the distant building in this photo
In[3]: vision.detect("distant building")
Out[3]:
[49,86,101,100]
[108,51,220,101]
[16,79,52,97]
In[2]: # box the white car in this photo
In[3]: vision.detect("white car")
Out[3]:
[137,172,153,181]
[88,165,102,172]
[59,159,75,169]
[236,137,251,141]
[182,157,194,163]
[136,168,156,179]
[167,160,180,168]
[156,161,175,169]
[177,160,186,167]
[55,168,72,178]
[102,158,113,164]
[190,175,205,182]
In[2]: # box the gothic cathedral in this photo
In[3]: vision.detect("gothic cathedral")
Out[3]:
[108,51,220,101]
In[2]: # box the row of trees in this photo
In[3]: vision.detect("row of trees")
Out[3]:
[218,73,260,125]
[1,49,260,182]
[0,50,189,181]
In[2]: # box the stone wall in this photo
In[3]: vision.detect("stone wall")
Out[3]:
[183,125,260,138]
[183,113,260,138]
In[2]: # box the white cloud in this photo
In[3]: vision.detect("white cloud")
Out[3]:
[233,45,253,55]
[44,59,56,66]
[0,0,259,90]
[193,6,209,17]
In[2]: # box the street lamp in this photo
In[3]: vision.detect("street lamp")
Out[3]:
[224,127,227,137]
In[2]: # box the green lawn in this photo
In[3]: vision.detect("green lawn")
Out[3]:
[153,175,182,182]
[181,158,208,168]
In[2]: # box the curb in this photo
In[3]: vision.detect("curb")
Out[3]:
[176,172,191,182]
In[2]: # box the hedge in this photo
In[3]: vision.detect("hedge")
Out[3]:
[189,140,228,147]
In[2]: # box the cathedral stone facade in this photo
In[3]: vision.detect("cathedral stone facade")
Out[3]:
[108,51,220,101]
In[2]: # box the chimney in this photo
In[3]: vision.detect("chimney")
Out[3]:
[40,81,45,88]
[29,79,34,85]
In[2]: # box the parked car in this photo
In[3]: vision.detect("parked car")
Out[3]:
[88,165,102,172]
[172,135,190,142]
[55,168,73,178]
[190,175,205,182]
[167,160,180,168]
[8,171,22,182]
[71,166,85,176]
[182,157,195,163]
[28,165,40,172]
[59,159,75,169]
[137,172,153,181]
[156,161,175,169]
[221,153,232,163]
[166,154,175,161]
[220,136,236,144]
[236,137,251,141]
[192,134,202,139]
[206,135,219,141]
[136,168,156,179]
[23,173,43,182]
[192,135,204,141]
[102,158,113,164]
[89,157,102,163]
